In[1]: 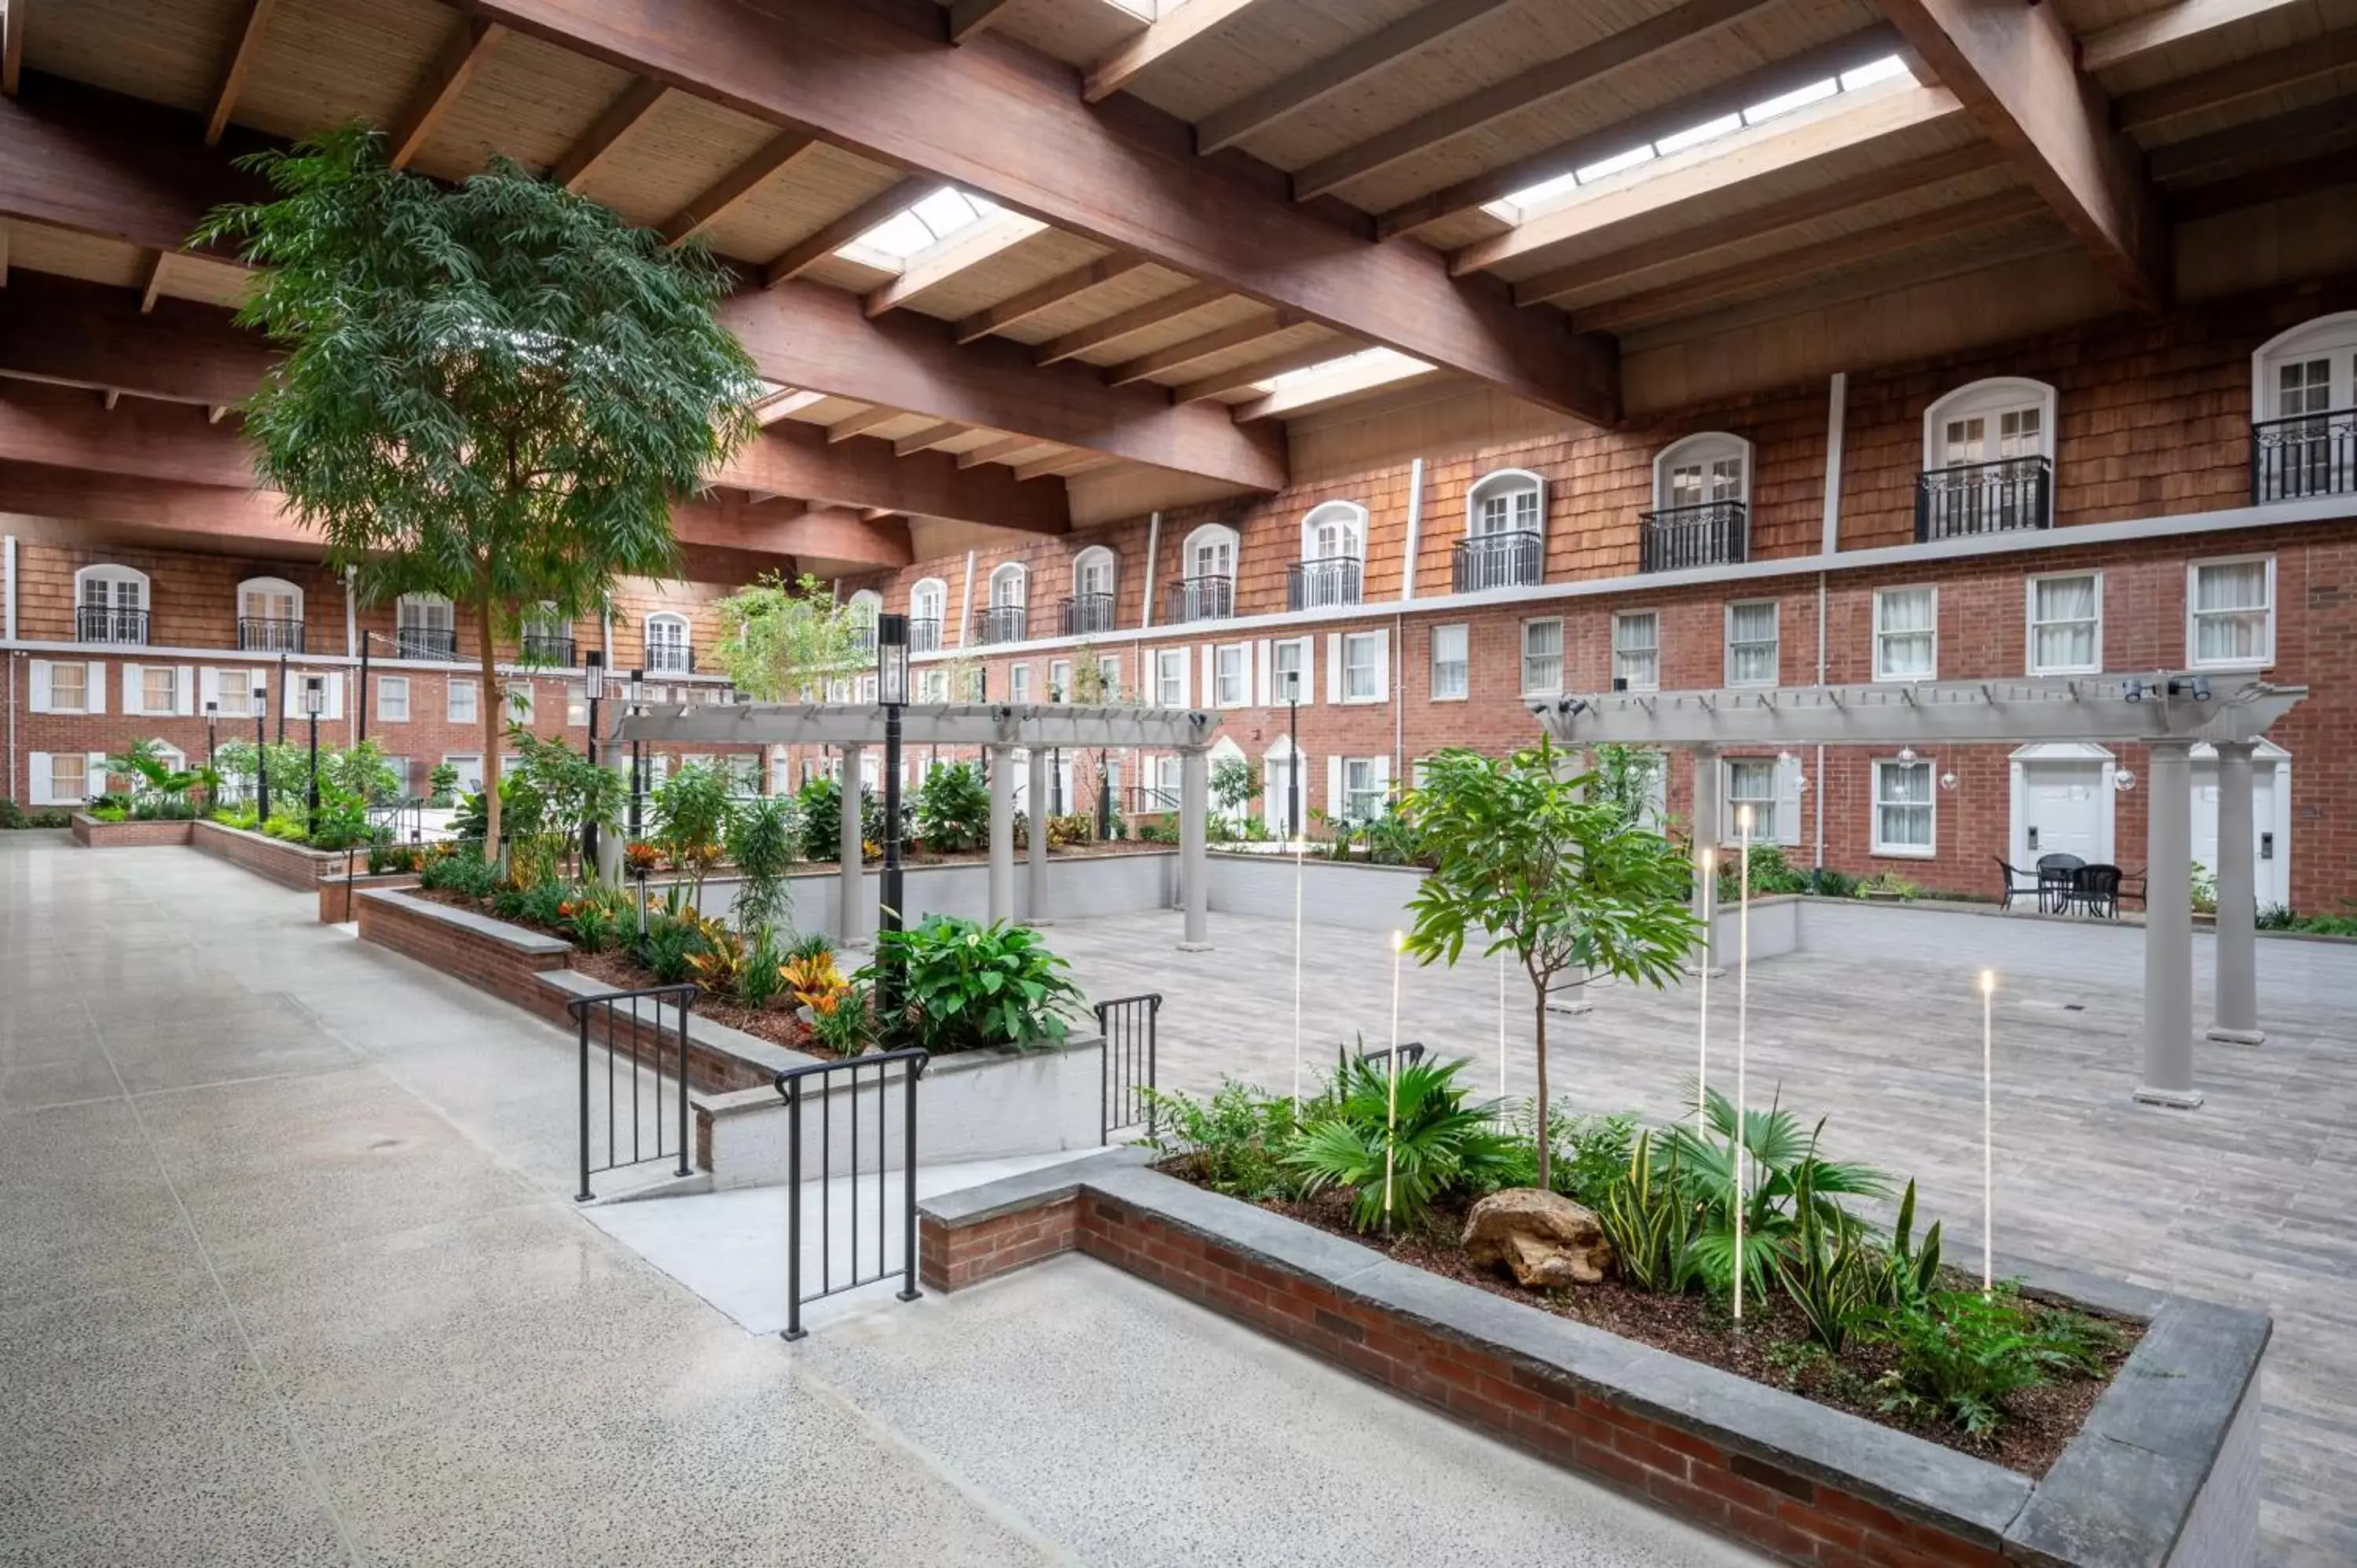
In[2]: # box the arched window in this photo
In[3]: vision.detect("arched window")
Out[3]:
[1176,523,1238,623]
[1651,434,1751,511]
[1183,523,1237,581]
[1300,500,1365,561]
[1070,545,1117,635]
[845,589,882,653]
[75,564,148,645]
[909,577,948,654]
[1467,469,1544,537]
[981,562,1029,644]
[2253,313,2357,501]
[1923,378,2055,469]
[644,610,692,674]
[1295,502,1365,610]
[396,593,456,659]
[236,576,304,653]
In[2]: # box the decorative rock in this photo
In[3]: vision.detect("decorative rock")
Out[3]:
[1462,1188,1613,1288]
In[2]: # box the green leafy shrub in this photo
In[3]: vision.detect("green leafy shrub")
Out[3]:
[1867,1288,2090,1441]
[1596,1129,1702,1295]
[427,761,460,808]
[563,887,628,953]
[0,799,71,829]
[367,843,424,875]
[1803,866,1856,898]
[808,981,874,1057]
[1868,1179,1944,1311]
[419,852,496,900]
[1770,1161,1875,1353]
[87,797,129,822]
[517,880,571,929]
[1145,1079,1303,1201]
[1286,1056,1519,1234]
[782,928,834,965]
[794,775,845,861]
[2189,859,2218,914]
[913,763,988,853]
[637,907,709,985]
[724,793,797,931]
[1659,1088,1892,1302]
[863,916,1086,1055]
[1738,844,1809,895]
[1853,872,1919,899]
[739,925,787,1009]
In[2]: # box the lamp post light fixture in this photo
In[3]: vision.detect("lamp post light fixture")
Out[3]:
[302,675,325,839]
[626,668,646,845]
[252,683,271,821]
[204,700,218,770]
[876,614,911,1024]
[582,650,604,874]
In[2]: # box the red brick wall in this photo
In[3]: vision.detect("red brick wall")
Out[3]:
[918,1194,1080,1291]
[70,814,194,848]
[189,819,345,889]
[355,888,572,999]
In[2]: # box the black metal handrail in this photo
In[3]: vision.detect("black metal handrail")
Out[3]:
[571,984,697,1202]
[75,606,148,644]
[520,632,575,667]
[237,617,306,653]
[644,642,695,674]
[775,1048,929,1341]
[1344,1041,1427,1072]
[909,617,943,654]
[2252,408,2357,502]
[1059,592,1116,636]
[1286,555,1362,611]
[1451,529,1541,593]
[1915,456,2051,541]
[1098,993,1160,1143]
[1126,784,1180,815]
[1164,574,1233,624]
[394,626,460,661]
[972,605,1028,645]
[1639,500,1749,572]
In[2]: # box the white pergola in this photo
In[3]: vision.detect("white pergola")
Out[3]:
[1537,673,2309,1110]
[610,701,1224,947]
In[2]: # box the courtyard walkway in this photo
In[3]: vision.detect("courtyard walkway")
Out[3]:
[1048,900,2357,1567]
[0,834,1755,1568]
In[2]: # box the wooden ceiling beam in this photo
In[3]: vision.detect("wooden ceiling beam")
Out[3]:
[2172,145,2357,220]
[1875,0,2165,308]
[1083,0,1264,103]
[550,76,668,190]
[1168,339,1351,405]
[205,0,280,146]
[892,419,966,456]
[1104,309,1299,387]
[1031,280,1226,365]
[1375,24,1901,238]
[2148,97,2357,184]
[1512,141,2002,306]
[0,272,275,407]
[467,0,1619,421]
[761,175,933,288]
[2115,26,2357,134]
[956,433,1049,469]
[955,252,1146,343]
[825,405,900,443]
[137,251,170,313]
[1294,0,1775,202]
[946,0,1020,46]
[1,0,20,98]
[720,422,1069,533]
[659,128,817,245]
[752,387,827,423]
[1230,356,1439,421]
[1013,449,1105,482]
[2081,0,2306,72]
[387,17,504,169]
[862,208,1045,317]
[1194,0,1513,156]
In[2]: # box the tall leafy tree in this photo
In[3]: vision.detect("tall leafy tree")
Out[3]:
[196,124,760,863]
[710,572,874,700]
[1399,736,1700,1190]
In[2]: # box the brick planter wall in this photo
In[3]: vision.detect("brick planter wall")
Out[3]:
[70,814,195,848]
[189,819,344,890]
[355,888,573,1002]
[317,871,420,923]
[916,1156,2267,1568]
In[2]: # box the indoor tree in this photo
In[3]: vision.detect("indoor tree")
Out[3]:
[196,123,760,865]
[710,572,876,700]
[1399,736,1700,1190]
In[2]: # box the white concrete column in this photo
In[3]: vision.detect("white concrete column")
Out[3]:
[1025,747,1050,924]
[2208,740,2264,1046]
[595,735,625,887]
[838,743,866,947]
[1179,746,1211,950]
[2136,740,2201,1108]
[1689,745,1721,974]
[987,744,1016,925]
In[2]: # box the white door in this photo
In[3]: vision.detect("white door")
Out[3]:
[2191,758,2286,909]
[1263,751,1297,837]
[2017,760,2107,865]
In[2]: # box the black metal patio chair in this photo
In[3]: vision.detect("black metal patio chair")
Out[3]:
[1991,855,2040,910]
[2072,863,2124,919]
[2036,853,2085,914]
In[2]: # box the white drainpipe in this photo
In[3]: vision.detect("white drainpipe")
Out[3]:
[1140,511,1161,630]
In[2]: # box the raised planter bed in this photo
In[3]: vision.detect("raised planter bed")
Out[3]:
[70,813,196,848]
[918,1156,2266,1568]
[317,870,422,923]
[189,819,347,890]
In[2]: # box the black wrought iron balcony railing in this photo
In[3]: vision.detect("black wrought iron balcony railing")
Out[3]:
[1286,555,1362,611]
[972,606,1029,646]
[393,626,460,661]
[1450,530,1542,593]
[2252,409,2357,503]
[644,642,695,675]
[1164,574,1233,625]
[1638,500,1750,573]
[236,617,306,653]
[909,617,943,655]
[519,632,576,667]
[849,621,878,657]
[1915,456,2051,542]
[75,606,148,645]
[1059,592,1116,636]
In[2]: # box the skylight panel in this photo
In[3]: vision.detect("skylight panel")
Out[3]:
[1743,76,1839,125]
[1840,55,1912,91]
[837,188,1003,266]
[1255,347,1429,394]
[1653,112,1742,156]
[1573,145,1656,185]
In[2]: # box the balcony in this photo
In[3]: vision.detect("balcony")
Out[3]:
[972,606,1029,646]
[849,621,878,657]
[236,617,305,653]
[1286,555,1362,611]
[1638,501,1750,573]
[1164,575,1233,625]
[644,642,695,675]
[1450,530,1541,593]
[1915,456,2051,542]
[2253,409,2356,503]
[75,606,148,645]
[1059,592,1116,637]
[393,627,460,661]
[519,632,575,666]
[910,617,943,655]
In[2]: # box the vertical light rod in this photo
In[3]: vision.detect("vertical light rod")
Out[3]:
[1981,966,1996,1295]
[1734,805,1751,1324]
[1384,929,1404,1227]
[1696,845,1714,1134]
[1292,841,1305,1106]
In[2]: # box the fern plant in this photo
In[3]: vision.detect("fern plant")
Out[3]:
[1286,1056,1519,1234]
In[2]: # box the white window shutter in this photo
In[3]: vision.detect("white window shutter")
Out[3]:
[1373,629,1391,699]
[86,662,107,715]
[123,664,143,714]
[1776,753,1803,848]
[89,753,109,797]
[1324,634,1343,704]
[324,672,345,721]
[1255,639,1271,707]
[27,753,53,806]
[199,668,221,712]
[176,666,197,716]
[27,661,51,714]
[1372,755,1391,797]
[1200,645,1214,707]
[1326,755,1344,814]
[1176,650,1191,708]
[1298,637,1315,705]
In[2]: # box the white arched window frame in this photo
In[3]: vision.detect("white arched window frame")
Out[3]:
[988,562,1028,607]
[1651,434,1752,511]
[1072,544,1117,600]
[1183,523,1239,581]
[1923,378,2056,470]
[396,592,455,658]
[75,564,149,643]
[1299,500,1366,562]
[909,577,948,654]
[236,575,303,625]
[846,589,883,623]
[643,610,691,674]
[2253,312,2357,419]
[1467,468,1545,537]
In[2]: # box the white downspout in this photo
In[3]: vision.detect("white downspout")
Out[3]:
[3,533,16,641]
[1140,511,1162,629]
[1814,372,1845,870]
[1399,458,1425,601]
[956,550,977,648]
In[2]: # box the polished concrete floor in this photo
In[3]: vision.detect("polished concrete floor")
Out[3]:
[1050,899,2357,1568]
[0,834,1757,1568]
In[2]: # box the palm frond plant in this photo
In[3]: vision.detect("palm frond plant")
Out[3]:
[1286,1056,1519,1234]
[1659,1086,1893,1302]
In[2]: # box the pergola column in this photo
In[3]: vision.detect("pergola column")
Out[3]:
[1178,746,1211,950]
[594,735,625,886]
[1025,746,1050,925]
[2135,739,2200,1108]
[987,743,1016,925]
[838,743,866,947]
[1688,744,1720,973]
[2208,740,2265,1046]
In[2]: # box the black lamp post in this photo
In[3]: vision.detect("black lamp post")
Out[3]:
[582,650,604,874]
[356,636,370,746]
[302,675,324,838]
[625,667,645,846]
[252,683,271,821]
[276,650,289,743]
[204,700,218,770]
[875,614,911,1021]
